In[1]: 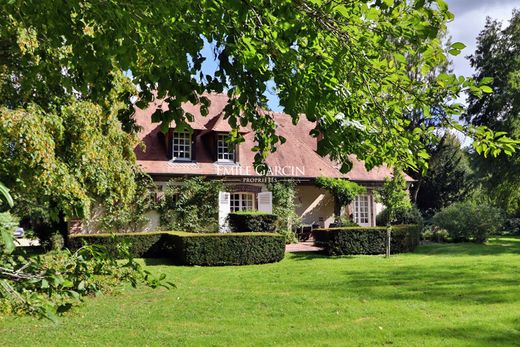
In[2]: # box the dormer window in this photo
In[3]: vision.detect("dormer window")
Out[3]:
[172,130,192,161]
[217,134,235,163]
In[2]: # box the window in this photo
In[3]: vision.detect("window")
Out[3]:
[217,134,235,162]
[353,194,371,226]
[172,130,191,161]
[230,192,255,212]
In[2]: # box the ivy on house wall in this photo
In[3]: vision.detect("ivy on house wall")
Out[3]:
[158,177,223,232]
[267,180,300,243]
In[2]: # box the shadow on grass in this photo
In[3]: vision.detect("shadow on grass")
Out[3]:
[143,258,177,266]
[293,238,520,305]
[288,252,360,261]
[407,322,520,346]
[416,237,520,256]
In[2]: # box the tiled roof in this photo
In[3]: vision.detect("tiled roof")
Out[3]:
[134,93,410,182]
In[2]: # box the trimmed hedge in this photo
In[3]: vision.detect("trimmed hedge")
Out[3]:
[313,225,420,256]
[166,232,285,266]
[228,212,278,232]
[67,232,164,258]
[68,231,285,266]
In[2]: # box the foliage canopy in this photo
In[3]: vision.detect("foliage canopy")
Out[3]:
[1,0,517,176]
[466,10,520,216]
[375,169,412,224]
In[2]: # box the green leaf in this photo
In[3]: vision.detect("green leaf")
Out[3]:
[448,48,461,56]
[0,183,14,208]
[41,279,49,289]
[451,42,466,50]
[480,85,493,93]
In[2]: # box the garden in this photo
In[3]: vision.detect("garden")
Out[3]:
[1,2,520,346]
[2,238,520,346]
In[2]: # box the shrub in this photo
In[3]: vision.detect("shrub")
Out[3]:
[228,212,278,232]
[377,206,424,227]
[313,225,420,256]
[329,216,359,228]
[2,234,172,321]
[421,226,449,242]
[374,169,412,224]
[166,232,285,266]
[68,232,164,258]
[68,231,285,266]
[504,218,520,235]
[432,201,504,243]
[50,232,65,251]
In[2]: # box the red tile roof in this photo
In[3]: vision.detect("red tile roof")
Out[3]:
[134,93,409,182]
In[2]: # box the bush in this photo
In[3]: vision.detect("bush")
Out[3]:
[68,231,285,266]
[228,212,278,232]
[167,232,285,266]
[313,225,420,256]
[377,206,423,227]
[2,234,172,321]
[68,232,164,258]
[279,228,298,244]
[421,226,449,242]
[50,232,65,251]
[329,216,359,228]
[432,201,504,243]
[504,218,520,235]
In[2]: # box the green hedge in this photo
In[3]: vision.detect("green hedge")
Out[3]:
[313,225,420,256]
[67,232,165,258]
[227,212,278,232]
[166,232,285,266]
[68,231,285,266]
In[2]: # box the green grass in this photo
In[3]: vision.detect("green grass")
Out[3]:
[2,237,520,346]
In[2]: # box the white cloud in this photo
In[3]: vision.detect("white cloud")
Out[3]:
[446,0,519,78]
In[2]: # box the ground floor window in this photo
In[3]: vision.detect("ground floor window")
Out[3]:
[353,194,371,226]
[230,192,255,212]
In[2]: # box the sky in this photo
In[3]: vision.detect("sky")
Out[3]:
[446,0,519,79]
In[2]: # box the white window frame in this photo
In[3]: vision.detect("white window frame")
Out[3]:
[230,192,255,212]
[353,194,371,227]
[217,134,235,163]
[172,130,192,161]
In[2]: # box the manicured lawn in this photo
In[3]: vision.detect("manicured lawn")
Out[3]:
[2,238,520,346]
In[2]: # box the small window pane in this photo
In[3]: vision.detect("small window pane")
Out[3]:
[172,130,191,161]
[217,134,235,162]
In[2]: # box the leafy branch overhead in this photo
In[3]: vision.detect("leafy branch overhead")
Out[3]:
[0,0,518,174]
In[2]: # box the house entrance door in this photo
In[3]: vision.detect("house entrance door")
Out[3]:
[353,194,371,227]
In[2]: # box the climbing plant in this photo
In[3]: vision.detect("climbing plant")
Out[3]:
[315,177,366,208]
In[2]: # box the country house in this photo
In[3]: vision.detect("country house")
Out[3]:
[135,93,409,230]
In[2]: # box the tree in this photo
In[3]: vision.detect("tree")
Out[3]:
[415,133,473,217]
[0,99,143,235]
[465,10,520,216]
[0,0,516,178]
[377,169,412,223]
[375,169,411,257]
